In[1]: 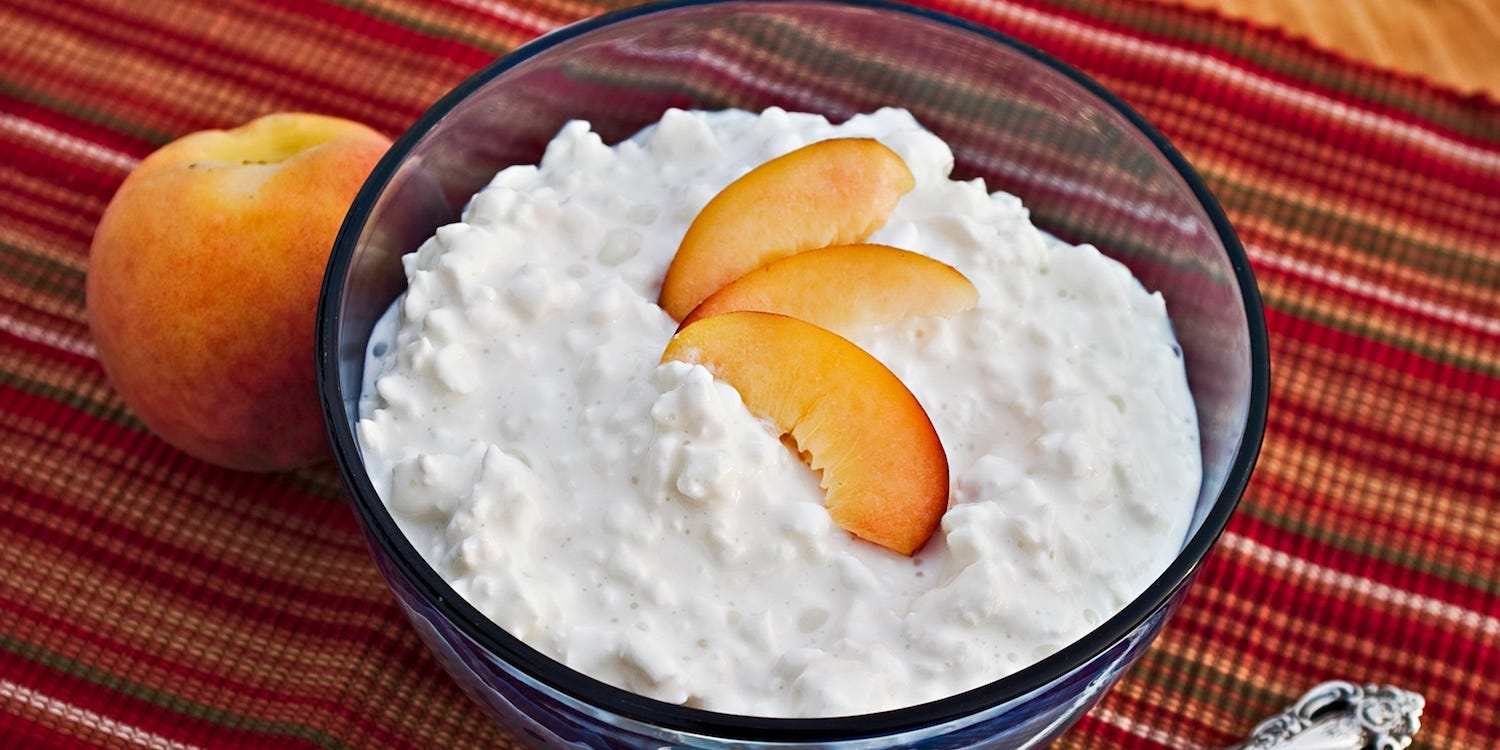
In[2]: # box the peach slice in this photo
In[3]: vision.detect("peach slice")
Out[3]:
[662,311,948,555]
[658,138,915,321]
[679,244,978,335]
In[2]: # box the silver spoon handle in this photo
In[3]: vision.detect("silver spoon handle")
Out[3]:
[1229,681,1424,750]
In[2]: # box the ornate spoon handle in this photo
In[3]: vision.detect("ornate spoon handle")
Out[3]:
[1229,682,1424,750]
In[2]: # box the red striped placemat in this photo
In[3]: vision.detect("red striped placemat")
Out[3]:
[2,0,1496,748]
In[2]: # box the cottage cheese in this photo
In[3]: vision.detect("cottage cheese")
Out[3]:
[357,107,1200,717]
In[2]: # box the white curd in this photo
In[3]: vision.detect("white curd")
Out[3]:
[357,107,1201,717]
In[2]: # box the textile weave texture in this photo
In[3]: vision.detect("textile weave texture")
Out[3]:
[1,0,1497,748]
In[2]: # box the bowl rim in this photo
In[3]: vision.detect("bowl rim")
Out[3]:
[317,0,1271,741]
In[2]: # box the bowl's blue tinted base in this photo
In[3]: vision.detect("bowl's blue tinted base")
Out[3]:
[362,516,1181,749]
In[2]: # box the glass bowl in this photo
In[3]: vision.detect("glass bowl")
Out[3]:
[315,0,1270,747]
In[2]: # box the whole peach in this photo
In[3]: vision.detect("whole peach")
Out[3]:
[87,113,391,471]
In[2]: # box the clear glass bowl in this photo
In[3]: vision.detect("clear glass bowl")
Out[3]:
[316,1,1270,747]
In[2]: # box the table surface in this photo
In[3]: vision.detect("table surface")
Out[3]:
[1162,0,1500,97]
[2,1,1497,748]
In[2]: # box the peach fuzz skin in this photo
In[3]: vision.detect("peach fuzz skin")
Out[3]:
[86,113,391,472]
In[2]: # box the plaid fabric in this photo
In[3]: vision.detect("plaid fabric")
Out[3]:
[2,0,1496,747]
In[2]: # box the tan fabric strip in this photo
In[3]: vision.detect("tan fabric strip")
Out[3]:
[1156,0,1500,97]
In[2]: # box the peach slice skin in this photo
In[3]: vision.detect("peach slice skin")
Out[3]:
[678,243,979,335]
[662,311,949,555]
[658,138,916,321]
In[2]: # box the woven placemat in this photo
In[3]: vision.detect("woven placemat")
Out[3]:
[1,0,1496,747]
